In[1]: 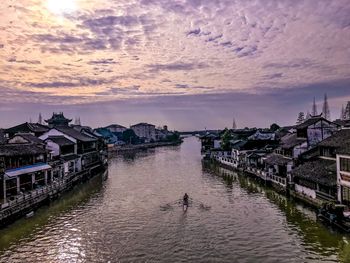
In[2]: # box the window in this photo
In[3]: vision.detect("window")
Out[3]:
[340,157,350,172]
[342,186,350,207]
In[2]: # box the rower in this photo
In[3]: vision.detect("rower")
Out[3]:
[183,193,189,206]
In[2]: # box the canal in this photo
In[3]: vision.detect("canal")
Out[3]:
[0,137,349,262]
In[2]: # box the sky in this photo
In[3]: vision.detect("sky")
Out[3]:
[0,0,350,131]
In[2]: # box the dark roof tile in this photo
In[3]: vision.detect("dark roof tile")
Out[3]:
[292,159,336,186]
[55,127,97,142]
[0,144,48,156]
[46,136,75,146]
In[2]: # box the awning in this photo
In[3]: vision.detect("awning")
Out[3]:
[5,163,52,179]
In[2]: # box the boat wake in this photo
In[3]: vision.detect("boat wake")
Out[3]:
[160,199,211,212]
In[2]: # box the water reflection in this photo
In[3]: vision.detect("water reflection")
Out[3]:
[204,162,349,262]
[0,172,106,254]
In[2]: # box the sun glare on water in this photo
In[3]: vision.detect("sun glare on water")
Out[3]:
[47,0,77,15]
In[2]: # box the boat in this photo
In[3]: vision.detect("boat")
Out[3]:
[26,211,34,218]
[183,200,189,212]
[317,203,350,233]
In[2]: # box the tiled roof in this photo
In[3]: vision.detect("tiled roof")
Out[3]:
[11,133,44,144]
[5,122,49,134]
[105,124,126,129]
[316,129,350,155]
[0,144,48,156]
[55,127,97,142]
[265,153,292,165]
[45,112,72,123]
[295,116,335,130]
[292,159,336,186]
[232,140,277,151]
[46,136,75,146]
[130,123,155,127]
[333,119,350,127]
[280,133,306,149]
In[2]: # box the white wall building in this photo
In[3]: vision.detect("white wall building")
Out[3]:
[130,123,156,142]
[105,124,127,133]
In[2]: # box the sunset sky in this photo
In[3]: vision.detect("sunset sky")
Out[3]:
[1,0,350,130]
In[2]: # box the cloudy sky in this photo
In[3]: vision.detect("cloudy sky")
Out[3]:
[0,0,350,130]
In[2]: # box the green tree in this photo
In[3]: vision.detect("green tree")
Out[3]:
[221,128,232,151]
[270,123,280,132]
[122,129,139,144]
[166,131,180,142]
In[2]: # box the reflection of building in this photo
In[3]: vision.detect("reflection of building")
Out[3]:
[130,123,156,142]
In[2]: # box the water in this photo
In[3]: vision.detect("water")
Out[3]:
[1,137,350,262]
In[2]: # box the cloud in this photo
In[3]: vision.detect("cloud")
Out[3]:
[7,57,41,64]
[175,84,189,89]
[26,77,114,88]
[264,73,283,79]
[82,15,139,29]
[187,28,201,36]
[88,58,118,65]
[175,84,214,90]
[147,62,208,72]
[0,0,350,129]
[206,34,223,42]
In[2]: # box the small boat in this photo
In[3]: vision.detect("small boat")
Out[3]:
[317,203,350,233]
[183,203,188,212]
[26,211,34,218]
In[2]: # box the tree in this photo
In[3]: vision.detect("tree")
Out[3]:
[296,112,305,124]
[312,97,318,116]
[341,105,345,120]
[166,131,180,142]
[122,129,139,144]
[345,101,350,120]
[270,123,280,132]
[322,93,331,120]
[221,128,232,151]
[232,118,237,129]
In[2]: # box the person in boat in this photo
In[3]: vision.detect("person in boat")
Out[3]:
[183,193,189,206]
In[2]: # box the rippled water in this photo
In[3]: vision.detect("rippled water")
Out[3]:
[1,137,350,262]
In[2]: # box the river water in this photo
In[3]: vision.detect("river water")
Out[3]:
[0,137,350,262]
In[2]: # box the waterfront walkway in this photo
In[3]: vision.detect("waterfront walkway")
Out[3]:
[0,163,102,225]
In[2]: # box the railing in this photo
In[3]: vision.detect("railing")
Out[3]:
[0,168,94,222]
[316,190,336,202]
[270,175,287,186]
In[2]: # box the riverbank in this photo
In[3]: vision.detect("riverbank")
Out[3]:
[109,139,183,153]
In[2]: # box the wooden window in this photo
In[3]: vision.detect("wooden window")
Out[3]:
[342,186,350,206]
[340,157,350,172]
